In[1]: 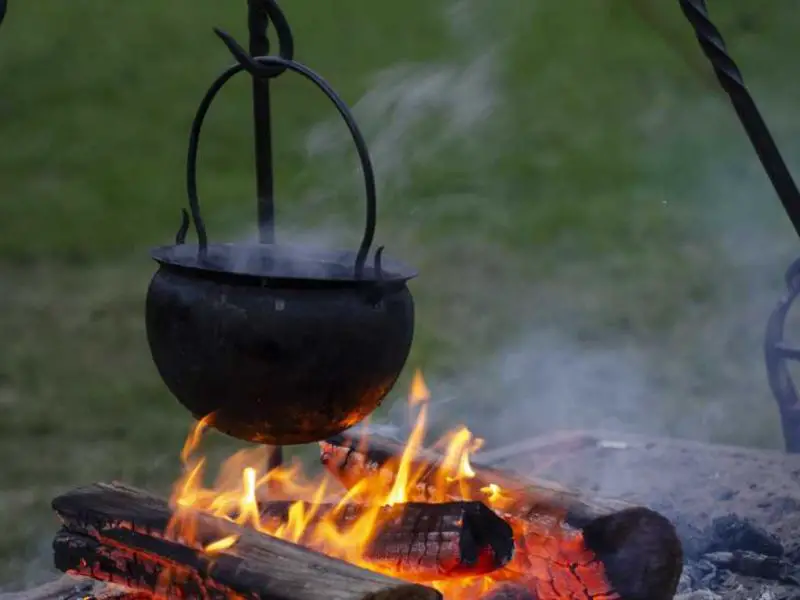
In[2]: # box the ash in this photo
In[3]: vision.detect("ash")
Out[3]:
[672,513,800,599]
[485,432,800,600]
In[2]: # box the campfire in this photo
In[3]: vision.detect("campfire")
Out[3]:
[50,372,684,600]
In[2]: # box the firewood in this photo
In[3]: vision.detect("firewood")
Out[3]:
[478,507,682,600]
[51,482,441,600]
[255,500,514,579]
[321,435,683,600]
[322,433,635,527]
[580,507,684,600]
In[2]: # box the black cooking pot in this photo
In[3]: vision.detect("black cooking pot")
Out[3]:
[146,29,416,445]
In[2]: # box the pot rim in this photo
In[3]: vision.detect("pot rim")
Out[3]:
[150,242,417,285]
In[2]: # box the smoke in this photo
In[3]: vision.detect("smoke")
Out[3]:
[379,147,797,457]
[364,76,797,458]
[301,0,505,203]
[384,328,655,437]
[221,0,800,460]
[280,0,800,456]
[305,53,499,197]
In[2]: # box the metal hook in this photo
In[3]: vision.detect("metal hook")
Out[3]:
[249,0,294,62]
[374,246,385,284]
[215,28,283,79]
[174,209,190,245]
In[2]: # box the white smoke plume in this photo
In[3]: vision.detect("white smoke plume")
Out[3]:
[296,0,800,454]
[302,0,506,201]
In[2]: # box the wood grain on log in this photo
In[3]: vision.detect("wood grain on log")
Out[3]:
[51,482,441,600]
[322,433,635,527]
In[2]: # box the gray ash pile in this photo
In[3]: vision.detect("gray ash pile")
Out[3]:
[669,513,800,599]
[485,431,800,600]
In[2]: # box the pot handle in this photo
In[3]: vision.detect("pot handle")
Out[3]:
[185,30,377,279]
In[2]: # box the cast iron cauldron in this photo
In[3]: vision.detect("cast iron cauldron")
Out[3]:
[146,29,416,445]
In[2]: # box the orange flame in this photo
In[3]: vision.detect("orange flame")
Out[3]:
[409,369,430,405]
[165,371,530,598]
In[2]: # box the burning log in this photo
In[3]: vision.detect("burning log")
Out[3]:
[51,482,442,600]
[322,432,635,527]
[255,500,515,579]
[323,433,684,600]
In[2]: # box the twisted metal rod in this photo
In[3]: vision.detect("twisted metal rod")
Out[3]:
[680,0,800,453]
[679,0,800,238]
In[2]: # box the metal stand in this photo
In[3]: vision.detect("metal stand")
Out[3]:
[248,0,279,468]
[765,259,800,453]
[248,0,275,244]
[679,0,800,452]
[678,0,800,238]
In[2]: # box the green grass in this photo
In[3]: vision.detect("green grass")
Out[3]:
[2,0,800,588]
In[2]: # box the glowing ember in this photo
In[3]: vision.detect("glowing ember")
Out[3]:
[164,370,609,599]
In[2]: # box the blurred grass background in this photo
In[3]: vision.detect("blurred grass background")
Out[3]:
[2,0,800,588]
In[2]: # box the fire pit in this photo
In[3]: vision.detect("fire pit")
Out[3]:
[20,420,800,600]
[46,375,684,600]
[481,430,800,600]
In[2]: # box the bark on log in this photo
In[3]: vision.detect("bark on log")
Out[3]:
[51,482,441,600]
[255,500,514,579]
[322,433,635,527]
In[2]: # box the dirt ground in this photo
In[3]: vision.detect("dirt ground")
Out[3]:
[486,430,800,598]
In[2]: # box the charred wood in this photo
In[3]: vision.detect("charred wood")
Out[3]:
[51,482,441,600]
[323,434,684,600]
[580,507,683,600]
[53,526,232,600]
[704,550,800,585]
[322,433,635,527]
[255,500,514,579]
